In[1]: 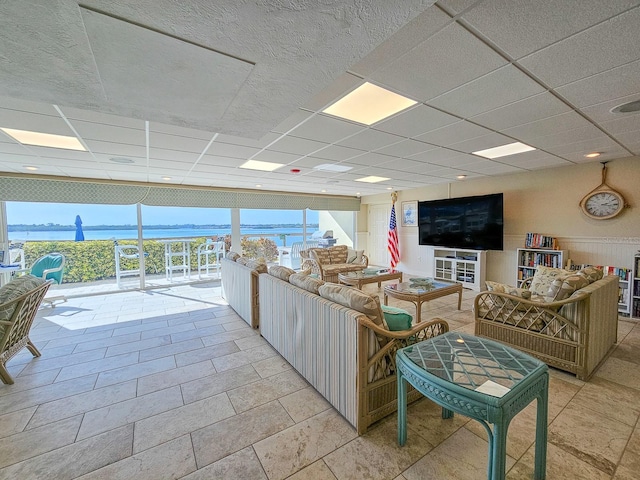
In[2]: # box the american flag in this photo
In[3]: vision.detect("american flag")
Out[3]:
[388,203,400,268]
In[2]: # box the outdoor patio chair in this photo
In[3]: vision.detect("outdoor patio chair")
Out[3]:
[289,241,318,270]
[115,241,148,288]
[198,240,226,278]
[20,253,65,284]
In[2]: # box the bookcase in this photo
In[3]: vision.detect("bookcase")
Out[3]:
[632,254,640,320]
[516,248,568,287]
[433,248,486,291]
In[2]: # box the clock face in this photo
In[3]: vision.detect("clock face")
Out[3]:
[582,190,624,219]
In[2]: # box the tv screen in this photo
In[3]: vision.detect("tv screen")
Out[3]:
[418,193,503,250]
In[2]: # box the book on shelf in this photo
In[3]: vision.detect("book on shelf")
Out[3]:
[524,233,559,250]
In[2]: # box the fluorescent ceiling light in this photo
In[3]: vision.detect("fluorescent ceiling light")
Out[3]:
[239,159,284,172]
[473,142,535,159]
[355,175,390,183]
[313,163,352,172]
[323,82,417,125]
[1,127,86,151]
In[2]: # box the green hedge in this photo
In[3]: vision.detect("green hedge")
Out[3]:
[22,235,278,283]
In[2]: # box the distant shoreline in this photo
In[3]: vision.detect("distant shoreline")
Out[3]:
[8,223,318,232]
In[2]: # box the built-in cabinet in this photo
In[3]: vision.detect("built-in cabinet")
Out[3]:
[633,254,640,320]
[516,248,568,287]
[433,248,486,291]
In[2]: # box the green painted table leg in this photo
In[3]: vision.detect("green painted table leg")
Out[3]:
[397,370,408,446]
[534,374,549,479]
[490,420,509,480]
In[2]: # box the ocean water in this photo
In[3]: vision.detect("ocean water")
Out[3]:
[8,227,312,247]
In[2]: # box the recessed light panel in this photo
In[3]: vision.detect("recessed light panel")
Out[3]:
[323,82,417,125]
[355,175,390,183]
[1,127,86,151]
[240,160,284,172]
[313,163,352,172]
[473,142,535,159]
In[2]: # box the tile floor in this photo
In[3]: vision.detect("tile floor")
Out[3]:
[0,279,639,479]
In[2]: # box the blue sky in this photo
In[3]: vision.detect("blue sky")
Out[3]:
[7,202,318,226]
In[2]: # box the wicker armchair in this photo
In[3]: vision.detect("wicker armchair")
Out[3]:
[300,245,369,282]
[0,277,52,384]
[474,274,619,380]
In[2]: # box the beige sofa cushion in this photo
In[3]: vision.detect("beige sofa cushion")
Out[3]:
[577,266,604,283]
[545,274,590,302]
[327,245,348,264]
[226,252,241,262]
[318,283,387,345]
[347,248,364,264]
[245,260,268,274]
[289,273,324,294]
[268,265,296,281]
[529,265,574,296]
[310,248,331,265]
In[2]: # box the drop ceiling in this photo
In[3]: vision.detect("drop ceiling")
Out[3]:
[0,0,639,198]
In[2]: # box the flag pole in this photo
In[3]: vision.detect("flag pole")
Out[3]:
[388,191,400,269]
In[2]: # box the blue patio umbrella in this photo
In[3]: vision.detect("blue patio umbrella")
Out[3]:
[74,215,85,241]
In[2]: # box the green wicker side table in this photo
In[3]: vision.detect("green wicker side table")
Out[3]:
[397,332,549,480]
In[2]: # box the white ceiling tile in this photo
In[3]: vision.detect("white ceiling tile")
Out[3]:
[429,65,545,118]
[373,105,459,138]
[198,155,247,168]
[0,95,61,115]
[579,93,640,123]
[270,110,314,134]
[252,150,302,164]
[302,73,363,111]
[374,139,435,157]
[61,106,145,129]
[344,152,396,167]
[288,115,364,144]
[466,162,522,175]
[309,144,363,161]
[519,6,640,87]
[207,142,259,159]
[470,92,573,131]
[267,136,329,156]
[497,150,573,169]
[0,108,72,135]
[337,129,404,151]
[351,7,452,77]
[501,112,594,142]
[148,148,198,163]
[459,0,638,59]
[0,142,30,155]
[71,120,146,144]
[447,132,514,154]
[527,125,609,150]
[371,22,507,101]
[85,140,146,158]
[556,59,640,109]
[545,137,625,157]
[414,120,493,146]
[150,132,213,153]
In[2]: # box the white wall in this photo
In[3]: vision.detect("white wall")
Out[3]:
[361,157,640,284]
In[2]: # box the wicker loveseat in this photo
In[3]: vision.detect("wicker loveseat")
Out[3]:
[0,275,52,384]
[475,266,619,381]
[220,253,267,329]
[259,266,448,433]
[300,245,368,283]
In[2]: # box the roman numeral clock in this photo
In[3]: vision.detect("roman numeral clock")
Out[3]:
[579,162,628,220]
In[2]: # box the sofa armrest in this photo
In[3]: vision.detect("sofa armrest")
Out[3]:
[301,257,322,276]
[359,317,449,379]
[358,254,369,267]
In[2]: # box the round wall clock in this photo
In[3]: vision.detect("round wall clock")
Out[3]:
[579,162,626,220]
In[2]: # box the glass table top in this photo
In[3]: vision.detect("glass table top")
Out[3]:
[341,269,399,278]
[386,279,454,294]
[401,332,544,396]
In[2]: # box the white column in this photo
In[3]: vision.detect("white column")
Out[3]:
[231,208,241,255]
[137,203,145,289]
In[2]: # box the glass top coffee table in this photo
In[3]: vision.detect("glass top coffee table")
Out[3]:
[338,270,403,290]
[397,332,549,480]
[384,279,462,323]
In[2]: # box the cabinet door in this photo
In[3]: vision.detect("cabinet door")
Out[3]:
[435,258,454,281]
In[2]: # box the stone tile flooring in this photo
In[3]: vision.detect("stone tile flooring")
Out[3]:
[1,280,639,479]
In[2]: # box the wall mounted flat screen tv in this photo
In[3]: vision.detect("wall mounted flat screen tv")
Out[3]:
[418,193,504,250]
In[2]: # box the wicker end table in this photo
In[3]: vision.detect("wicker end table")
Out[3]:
[397,332,549,480]
[338,270,403,290]
[384,280,462,323]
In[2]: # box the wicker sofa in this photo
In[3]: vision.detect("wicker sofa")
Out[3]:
[300,245,368,283]
[0,275,52,384]
[220,253,267,329]
[474,266,619,381]
[259,267,448,434]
